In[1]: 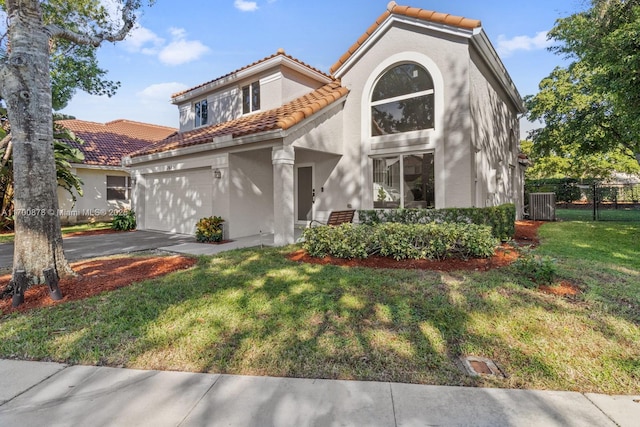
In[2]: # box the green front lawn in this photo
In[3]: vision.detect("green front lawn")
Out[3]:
[0,222,112,244]
[0,222,638,394]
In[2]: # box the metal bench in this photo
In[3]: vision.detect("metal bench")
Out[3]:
[310,209,356,227]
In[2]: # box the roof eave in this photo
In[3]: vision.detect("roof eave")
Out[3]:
[172,55,334,105]
[470,29,526,114]
[332,14,476,79]
[126,128,286,165]
[127,95,348,166]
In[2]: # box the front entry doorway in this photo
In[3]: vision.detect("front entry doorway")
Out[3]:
[296,165,314,223]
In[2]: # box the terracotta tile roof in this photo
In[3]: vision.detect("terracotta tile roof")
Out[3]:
[330,1,482,75]
[133,81,348,158]
[57,119,177,167]
[172,48,332,99]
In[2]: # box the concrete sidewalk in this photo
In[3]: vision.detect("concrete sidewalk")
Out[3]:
[0,360,638,427]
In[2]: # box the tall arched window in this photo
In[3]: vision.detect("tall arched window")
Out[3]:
[371,63,434,136]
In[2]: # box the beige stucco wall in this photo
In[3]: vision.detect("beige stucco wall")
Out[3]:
[469,47,522,214]
[57,167,130,224]
[176,65,326,134]
[228,149,274,237]
[338,23,474,210]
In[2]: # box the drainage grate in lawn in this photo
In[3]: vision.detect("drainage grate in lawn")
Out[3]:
[460,356,506,379]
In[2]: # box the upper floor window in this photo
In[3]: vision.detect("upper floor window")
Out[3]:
[371,63,434,136]
[242,81,260,114]
[194,99,208,127]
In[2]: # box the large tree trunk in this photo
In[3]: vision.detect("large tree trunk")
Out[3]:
[3,1,73,284]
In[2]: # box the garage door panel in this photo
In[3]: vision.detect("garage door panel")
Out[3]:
[145,169,213,234]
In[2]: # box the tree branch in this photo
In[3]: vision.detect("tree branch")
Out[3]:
[45,0,138,47]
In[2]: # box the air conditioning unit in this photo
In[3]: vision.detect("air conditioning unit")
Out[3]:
[529,193,556,221]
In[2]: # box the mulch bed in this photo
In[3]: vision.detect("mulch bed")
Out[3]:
[288,220,543,272]
[0,255,196,314]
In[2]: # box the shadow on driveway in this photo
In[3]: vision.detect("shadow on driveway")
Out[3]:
[0,230,196,269]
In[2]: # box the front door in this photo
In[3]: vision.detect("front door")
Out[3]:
[296,165,313,222]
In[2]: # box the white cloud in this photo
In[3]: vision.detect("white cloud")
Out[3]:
[234,0,259,12]
[121,25,210,66]
[497,31,552,58]
[137,82,189,103]
[123,25,165,54]
[158,28,210,66]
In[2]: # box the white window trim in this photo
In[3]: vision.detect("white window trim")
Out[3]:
[194,98,208,128]
[370,88,434,108]
[107,175,131,201]
[360,52,446,209]
[371,151,435,209]
[242,81,260,115]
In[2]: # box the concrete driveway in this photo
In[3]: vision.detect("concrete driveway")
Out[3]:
[0,230,196,268]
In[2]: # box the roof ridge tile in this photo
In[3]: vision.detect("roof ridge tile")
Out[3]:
[171,49,332,99]
[330,3,481,75]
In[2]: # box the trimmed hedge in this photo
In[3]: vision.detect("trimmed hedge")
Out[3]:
[357,204,515,241]
[302,222,498,261]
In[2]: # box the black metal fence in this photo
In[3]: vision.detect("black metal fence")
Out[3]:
[525,180,640,222]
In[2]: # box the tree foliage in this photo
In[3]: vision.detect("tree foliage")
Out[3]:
[0,0,151,284]
[525,0,640,168]
[0,0,125,110]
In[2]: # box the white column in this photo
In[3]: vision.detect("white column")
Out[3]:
[272,146,295,246]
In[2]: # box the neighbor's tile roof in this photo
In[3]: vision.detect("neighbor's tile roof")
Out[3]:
[172,49,331,99]
[133,81,348,158]
[329,1,482,75]
[57,119,177,166]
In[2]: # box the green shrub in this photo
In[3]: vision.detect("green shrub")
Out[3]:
[512,249,557,286]
[111,210,136,231]
[358,204,515,241]
[302,224,373,259]
[303,222,498,260]
[195,216,225,243]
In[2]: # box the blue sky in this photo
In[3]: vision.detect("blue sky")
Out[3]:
[60,0,586,137]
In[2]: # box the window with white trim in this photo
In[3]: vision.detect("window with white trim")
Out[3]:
[194,99,208,127]
[107,176,131,201]
[371,63,434,136]
[373,153,435,209]
[242,81,260,114]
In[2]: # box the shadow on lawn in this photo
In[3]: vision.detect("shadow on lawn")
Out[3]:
[0,244,637,394]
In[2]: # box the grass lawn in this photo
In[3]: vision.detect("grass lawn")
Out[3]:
[0,222,112,244]
[555,207,640,222]
[0,222,638,394]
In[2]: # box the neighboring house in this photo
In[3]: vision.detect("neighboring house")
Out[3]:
[56,119,176,224]
[125,2,527,244]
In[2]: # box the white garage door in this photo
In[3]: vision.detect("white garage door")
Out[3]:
[145,169,213,234]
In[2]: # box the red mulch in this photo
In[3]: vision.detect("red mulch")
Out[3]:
[539,281,581,297]
[287,220,544,272]
[0,255,197,314]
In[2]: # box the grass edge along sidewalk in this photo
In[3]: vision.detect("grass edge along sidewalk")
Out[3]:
[0,221,638,395]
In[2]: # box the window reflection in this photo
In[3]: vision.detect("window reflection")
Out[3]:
[371,63,434,136]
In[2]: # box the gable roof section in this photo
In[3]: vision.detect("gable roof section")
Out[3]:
[330,1,481,75]
[57,119,177,167]
[132,81,348,158]
[172,49,333,103]
[330,2,524,113]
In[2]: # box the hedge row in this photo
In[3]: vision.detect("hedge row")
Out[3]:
[302,222,498,261]
[357,204,515,241]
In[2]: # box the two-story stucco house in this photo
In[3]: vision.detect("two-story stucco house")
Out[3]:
[126,2,527,245]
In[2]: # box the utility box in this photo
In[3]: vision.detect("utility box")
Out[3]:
[529,192,556,221]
